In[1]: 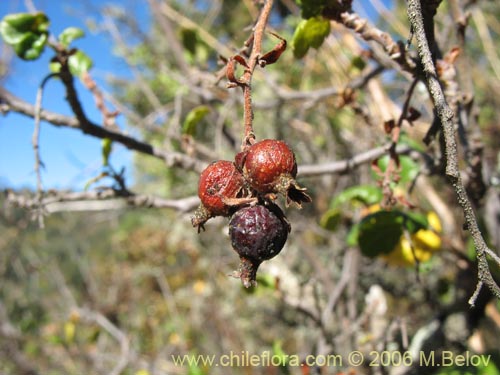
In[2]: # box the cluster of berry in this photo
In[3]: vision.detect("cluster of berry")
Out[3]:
[191,139,311,287]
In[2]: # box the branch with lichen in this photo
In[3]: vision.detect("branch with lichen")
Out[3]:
[407,0,500,304]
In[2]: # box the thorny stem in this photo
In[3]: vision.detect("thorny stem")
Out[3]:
[239,0,274,150]
[407,0,500,304]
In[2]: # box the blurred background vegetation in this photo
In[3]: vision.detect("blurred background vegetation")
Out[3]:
[1,0,500,374]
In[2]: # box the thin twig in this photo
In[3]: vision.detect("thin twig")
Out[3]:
[407,0,500,303]
[239,0,274,148]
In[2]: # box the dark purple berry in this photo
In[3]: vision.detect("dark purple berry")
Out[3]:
[229,204,290,287]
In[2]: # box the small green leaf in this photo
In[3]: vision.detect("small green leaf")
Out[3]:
[182,106,210,136]
[272,340,289,366]
[292,16,330,58]
[187,363,205,375]
[68,50,93,78]
[101,138,113,166]
[58,27,84,48]
[350,56,366,71]
[180,28,197,56]
[377,155,419,184]
[331,185,382,208]
[0,12,49,60]
[320,208,342,231]
[256,273,276,289]
[399,155,419,183]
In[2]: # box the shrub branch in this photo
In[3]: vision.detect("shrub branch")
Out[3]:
[407,0,500,304]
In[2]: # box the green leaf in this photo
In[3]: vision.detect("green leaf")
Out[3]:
[101,138,113,166]
[331,185,382,208]
[68,50,93,78]
[13,32,48,60]
[377,155,419,184]
[58,27,84,48]
[0,12,49,60]
[403,211,428,233]
[49,61,62,73]
[399,132,425,152]
[182,106,210,136]
[353,210,429,257]
[292,16,330,58]
[356,211,404,257]
[0,13,49,43]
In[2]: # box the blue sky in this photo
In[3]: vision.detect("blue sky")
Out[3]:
[0,0,144,190]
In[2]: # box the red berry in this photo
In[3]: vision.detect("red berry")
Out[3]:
[242,139,311,207]
[229,204,290,287]
[191,160,245,230]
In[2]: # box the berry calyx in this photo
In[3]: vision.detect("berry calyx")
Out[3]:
[241,139,311,207]
[229,204,290,287]
[191,160,245,231]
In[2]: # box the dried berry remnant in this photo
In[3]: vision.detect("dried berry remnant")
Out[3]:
[241,139,312,207]
[229,204,290,287]
[191,160,245,231]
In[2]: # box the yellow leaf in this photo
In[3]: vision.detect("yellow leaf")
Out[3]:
[412,229,441,252]
[169,332,181,345]
[427,211,442,233]
[64,321,76,343]
[193,280,206,295]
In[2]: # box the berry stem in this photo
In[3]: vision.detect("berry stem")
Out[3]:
[235,257,259,288]
[240,0,274,150]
